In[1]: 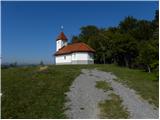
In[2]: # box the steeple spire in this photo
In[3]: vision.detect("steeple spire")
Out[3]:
[56,31,68,41]
[56,26,68,51]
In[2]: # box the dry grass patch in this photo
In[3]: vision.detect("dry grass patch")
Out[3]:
[39,66,48,71]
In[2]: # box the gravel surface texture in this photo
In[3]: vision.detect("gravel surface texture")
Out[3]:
[65,69,158,119]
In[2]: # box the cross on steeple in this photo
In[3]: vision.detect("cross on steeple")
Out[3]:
[61,25,64,31]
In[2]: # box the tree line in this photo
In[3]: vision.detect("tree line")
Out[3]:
[71,10,159,73]
[1,60,45,69]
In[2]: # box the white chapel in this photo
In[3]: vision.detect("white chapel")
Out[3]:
[54,32,95,65]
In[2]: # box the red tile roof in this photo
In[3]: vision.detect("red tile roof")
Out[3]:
[56,32,68,41]
[55,42,95,56]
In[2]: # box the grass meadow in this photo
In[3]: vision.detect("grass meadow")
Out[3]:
[1,64,158,118]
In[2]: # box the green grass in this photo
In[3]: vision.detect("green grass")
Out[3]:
[99,93,129,119]
[96,64,159,107]
[1,65,82,118]
[95,81,112,91]
[2,64,159,118]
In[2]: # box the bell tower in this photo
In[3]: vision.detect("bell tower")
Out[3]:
[56,26,68,51]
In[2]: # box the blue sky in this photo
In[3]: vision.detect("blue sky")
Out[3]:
[2,1,158,64]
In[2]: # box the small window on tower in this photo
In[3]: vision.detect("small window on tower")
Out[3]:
[64,56,66,59]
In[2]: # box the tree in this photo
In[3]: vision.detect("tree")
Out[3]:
[71,36,80,43]
[112,33,138,67]
[70,10,158,73]
[77,25,102,63]
[119,16,137,34]
[152,10,159,29]
[97,28,117,64]
[79,25,100,45]
[132,20,154,41]
[137,41,158,73]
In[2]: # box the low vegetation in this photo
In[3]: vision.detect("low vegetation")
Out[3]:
[95,81,112,91]
[2,65,81,118]
[95,80,129,118]
[2,64,158,118]
[97,64,159,107]
[99,93,129,119]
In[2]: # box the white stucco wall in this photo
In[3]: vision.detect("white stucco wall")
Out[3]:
[56,40,62,51]
[72,52,93,60]
[55,52,94,64]
[56,40,67,51]
[55,54,72,64]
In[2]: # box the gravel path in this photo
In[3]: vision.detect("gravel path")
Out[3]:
[65,69,158,119]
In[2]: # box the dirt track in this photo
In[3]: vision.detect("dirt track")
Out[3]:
[65,69,158,119]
